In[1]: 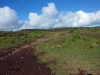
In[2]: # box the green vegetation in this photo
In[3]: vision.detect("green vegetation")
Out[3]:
[36,27,100,75]
[0,27,100,74]
[0,30,49,50]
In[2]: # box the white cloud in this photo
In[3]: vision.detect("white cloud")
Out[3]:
[54,10,100,28]
[0,6,21,31]
[0,3,100,31]
[26,2,58,29]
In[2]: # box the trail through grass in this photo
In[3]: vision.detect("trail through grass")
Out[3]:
[0,27,100,75]
[0,30,49,50]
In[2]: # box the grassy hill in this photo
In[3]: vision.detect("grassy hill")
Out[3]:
[0,27,100,75]
[0,29,49,50]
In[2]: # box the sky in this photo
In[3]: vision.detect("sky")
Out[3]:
[0,0,100,31]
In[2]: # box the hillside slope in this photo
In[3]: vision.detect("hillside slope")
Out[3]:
[0,27,100,75]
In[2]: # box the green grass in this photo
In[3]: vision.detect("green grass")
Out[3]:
[0,30,49,50]
[36,28,100,75]
[0,27,100,74]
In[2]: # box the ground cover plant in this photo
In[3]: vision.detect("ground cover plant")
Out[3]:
[36,27,100,75]
[0,29,49,51]
[0,27,100,75]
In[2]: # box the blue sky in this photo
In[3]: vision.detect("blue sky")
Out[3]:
[0,0,100,31]
[0,0,100,20]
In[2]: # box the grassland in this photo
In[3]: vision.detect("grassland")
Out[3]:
[0,27,100,75]
[0,29,49,50]
[35,27,100,75]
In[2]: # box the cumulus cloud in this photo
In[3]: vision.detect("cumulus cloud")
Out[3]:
[0,3,100,31]
[0,6,22,31]
[25,2,58,29]
[54,10,100,28]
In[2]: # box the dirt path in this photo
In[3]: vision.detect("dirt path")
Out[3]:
[0,32,59,75]
[0,32,59,60]
[0,32,98,75]
[0,47,54,75]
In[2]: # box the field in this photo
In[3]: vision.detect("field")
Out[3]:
[0,30,49,50]
[0,27,100,75]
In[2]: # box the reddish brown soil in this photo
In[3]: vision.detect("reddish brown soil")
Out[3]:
[0,46,94,75]
[0,47,54,75]
[0,32,98,75]
[0,32,59,75]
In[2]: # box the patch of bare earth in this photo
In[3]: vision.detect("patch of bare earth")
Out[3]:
[0,47,56,75]
[0,32,99,75]
[0,32,59,75]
